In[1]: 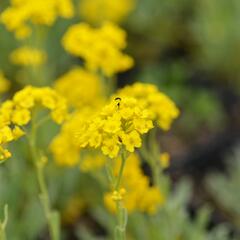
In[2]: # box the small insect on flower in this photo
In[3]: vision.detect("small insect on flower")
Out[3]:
[116,83,180,131]
[76,97,153,158]
[115,97,121,108]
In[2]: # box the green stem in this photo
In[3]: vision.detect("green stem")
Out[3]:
[99,70,116,97]
[0,205,8,240]
[149,128,160,160]
[105,158,115,186]
[150,130,161,188]
[0,226,6,240]
[141,129,161,188]
[34,115,51,129]
[114,151,128,240]
[29,122,60,240]
[115,151,127,191]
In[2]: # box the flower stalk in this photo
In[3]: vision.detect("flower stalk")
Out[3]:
[0,205,8,240]
[106,150,128,240]
[29,120,60,240]
[141,128,161,188]
[114,151,128,240]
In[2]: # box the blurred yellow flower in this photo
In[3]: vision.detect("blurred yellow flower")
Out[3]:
[62,22,134,76]
[1,0,74,39]
[51,110,108,169]
[104,153,165,214]
[79,0,135,24]
[0,146,12,160]
[51,65,109,167]
[10,46,47,66]
[0,71,10,94]
[15,25,31,39]
[54,67,105,109]
[12,86,68,124]
[159,152,170,169]
[12,126,25,139]
[12,108,31,125]
[80,154,106,172]
[0,86,68,160]
[50,109,93,166]
[111,188,126,201]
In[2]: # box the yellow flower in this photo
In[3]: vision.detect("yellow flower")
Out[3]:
[101,138,120,158]
[121,130,141,153]
[62,22,134,76]
[13,87,35,108]
[10,46,47,66]
[51,67,106,167]
[14,86,68,124]
[76,97,153,158]
[1,0,74,39]
[159,152,170,169]
[0,147,11,160]
[116,83,180,131]
[51,106,68,124]
[0,101,13,128]
[111,188,126,201]
[41,95,57,109]
[12,126,25,139]
[104,153,165,214]
[54,67,105,109]
[138,187,164,214]
[79,0,135,24]
[89,132,102,148]
[133,118,153,134]
[50,132,80,166]
[80,154,106,172]
[0,126,14,143]
[15,25,31,39]
[51,109,98,166]
[0,85,68,160]
[103,115,121,133]
[0,71,10,94]
[12,108,31,125]
[58,0,74,18]
[0,126,14,161]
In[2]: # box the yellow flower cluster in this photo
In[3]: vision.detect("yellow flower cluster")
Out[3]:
[51,66,108,167]
[160,152,170,169]
[51,110,106,169]
[0,71,10,94]
[79,0,135,24]
[62,22,134,76]
[54,67,105,109]
[0,125,24,160]
[12,86,68,124]
[50,110,91,166]
[111,188,126,201]
[104,154,165,214]
[76,97,153,158]
[117,83,180,130]
[10,46,47,66]
[0,86,68,160]
[1,0,74,39]
[80,154,106,172]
